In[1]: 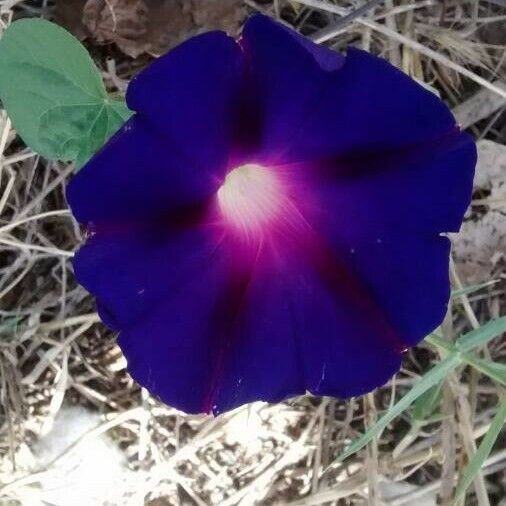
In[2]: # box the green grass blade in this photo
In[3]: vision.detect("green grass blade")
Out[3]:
[411,382,444,423]
[451,280,498,299]
[453,397,506,503]
[456,317,506,353]
[427,327,506,386]
[462,356,506,386]
[336,352,461,462]
[426,333,455,353]
[0,316,22,336]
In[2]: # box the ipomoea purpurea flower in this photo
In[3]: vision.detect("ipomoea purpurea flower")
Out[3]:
[66,14,476,415]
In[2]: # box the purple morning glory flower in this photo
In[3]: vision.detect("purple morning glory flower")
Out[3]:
[66,14,476,415]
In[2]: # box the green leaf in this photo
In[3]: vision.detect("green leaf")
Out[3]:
[453,397,506,503]
[411,382,444,423]
[37,99,131,168]
[105,100,132,128]
[0,19,132,165]
[336,352,461,462]
[456,317,506,353]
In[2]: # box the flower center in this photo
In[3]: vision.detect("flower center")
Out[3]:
[217,164,284,236]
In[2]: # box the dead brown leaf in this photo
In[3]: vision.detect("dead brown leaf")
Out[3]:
[56,0,247,58]
[189,0,247,36]
[54,0,89,40]
[82,0,188,57]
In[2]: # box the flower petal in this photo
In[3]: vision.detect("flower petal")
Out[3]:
[66,116,218,225]
[240,15,330,161]
[126,31,244,169]
[311,130,476,238]
[286,256,403,399]
[242,15,458,165]
[338,234,452,346]
[273,16,345,72]
[118,244,233,414]
[73,225,222,331]
[92,232,401,414]
[303,134,475,347]
[211,256,305,414]
[212,249,403,413]
[280,47,458,163]
[243,16,455,163]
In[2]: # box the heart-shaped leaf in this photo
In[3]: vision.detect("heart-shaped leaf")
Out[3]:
[0,19,132,167]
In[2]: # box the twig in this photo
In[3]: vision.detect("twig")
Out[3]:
[310,0,387,42]
[0,209,70,235]
[364,393,380,505]
[440,311,457,505]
